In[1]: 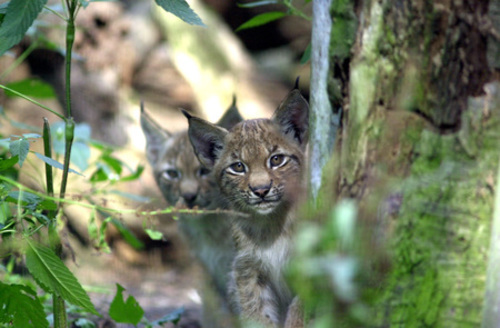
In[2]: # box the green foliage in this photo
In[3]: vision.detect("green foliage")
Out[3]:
[108,284,144,325]
[290,200,370,327]
[155,0,205,27]
[51,121,91,171]
[4,78,56,99]
[0,0,48,56]
[25,240,100,316]
[0,281,49,328]
[8,137,30,167]
[236,11,286,31]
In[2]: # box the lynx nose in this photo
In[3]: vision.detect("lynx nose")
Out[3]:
[249,182,271,199]
[182,193,197,207]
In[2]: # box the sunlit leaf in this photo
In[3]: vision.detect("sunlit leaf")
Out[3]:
[236,11,286,31]
[108,284,144,325]
[155,0,205,27]
[145,229,163,241]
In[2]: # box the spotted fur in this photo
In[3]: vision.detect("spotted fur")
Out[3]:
[186,89,309,328]
[141,99,242,327]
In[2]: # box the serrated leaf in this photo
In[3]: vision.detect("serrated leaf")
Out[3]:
[236,11,286,31]
[155,0,205,27]
[145,229,163,241]
[0,0,48,56]
[9,138,29,167]
[5,78,56,99]
[0,281,49,328]
[34,152,84,176]
[25,240,99,316]
[0,155,19,171]
[108,284,144,325]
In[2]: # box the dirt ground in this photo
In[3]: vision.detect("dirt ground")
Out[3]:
[67,234,206,328]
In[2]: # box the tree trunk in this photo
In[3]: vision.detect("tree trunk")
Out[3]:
[328,0,500,326]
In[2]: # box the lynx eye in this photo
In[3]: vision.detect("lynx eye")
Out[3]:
[228,162,246,175]
[198,167,211,177]
[163,169,181,180]
[269,154,287,168]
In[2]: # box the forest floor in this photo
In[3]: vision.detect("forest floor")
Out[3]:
[67,236,205,328]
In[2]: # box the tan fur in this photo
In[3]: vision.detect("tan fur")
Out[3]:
[141,100,242,328]
[186,89,309,328]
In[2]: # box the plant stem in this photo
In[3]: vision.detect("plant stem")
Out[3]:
[0,84,65,119]
[43,118,54,197]
[53,1,78,327]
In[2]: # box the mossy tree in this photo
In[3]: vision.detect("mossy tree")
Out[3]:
[305,0,500,326]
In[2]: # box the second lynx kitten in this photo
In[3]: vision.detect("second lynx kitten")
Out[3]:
[185,86,309,328]
[141,99,242,327]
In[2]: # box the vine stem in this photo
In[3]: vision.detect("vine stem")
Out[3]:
[53,1,79,327]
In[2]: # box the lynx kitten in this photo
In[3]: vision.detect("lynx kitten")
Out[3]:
[185,86,309,328]
[141,99,242,327]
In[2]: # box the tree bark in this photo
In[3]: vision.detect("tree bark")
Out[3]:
[329,0,500,326]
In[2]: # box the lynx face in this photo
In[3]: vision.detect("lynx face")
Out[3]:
[216,119,304,215]
[186,89,309,217]
[141,99,242,209]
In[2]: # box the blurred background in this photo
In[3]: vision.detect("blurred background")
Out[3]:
[0,0,312,326]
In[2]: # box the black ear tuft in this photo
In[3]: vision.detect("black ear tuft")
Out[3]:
[186,115,228,168]
[294,76,300,90]
[272,89,309,148]
[217,95,243,130]
[181,109,192,120]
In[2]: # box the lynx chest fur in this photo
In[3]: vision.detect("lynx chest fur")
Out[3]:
[185,87,309,328]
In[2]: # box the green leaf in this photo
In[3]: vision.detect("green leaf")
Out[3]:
[155,0,205,27]
[0,155,19,171]
[237,0,279,8]
[101,155,123,175]
[34,152,84,176]
[150,307,184,326]
[50,121,91,171]
[69,141,90,171]
[25,240,100,316]
[4,78,56,99]
[0,281,49,328]
[9,138,29,167]
[119,165,145,182]
[108,284,144,325]
[236,11,286,31]
[145,229,163,241]
[0,0,48,56]
[300,43,311,64]
[109,218,144,250]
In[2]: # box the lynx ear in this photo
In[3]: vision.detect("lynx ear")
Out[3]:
[216,94,243,130]
[140,102,171,165]
[272,89,309,148]
[183,110,228,168]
